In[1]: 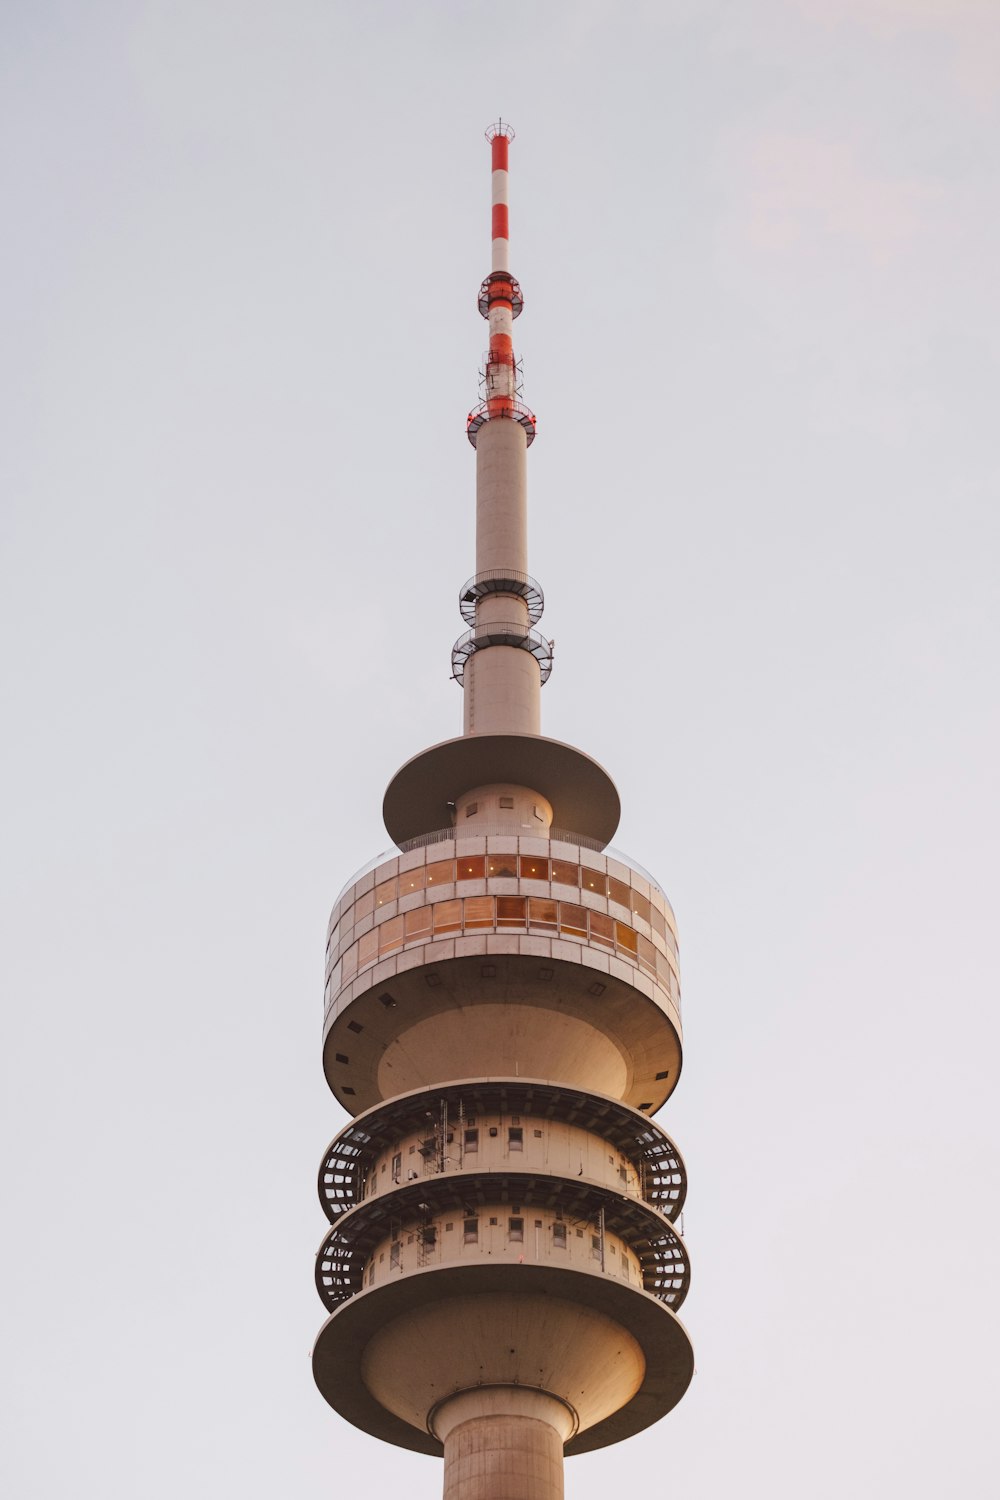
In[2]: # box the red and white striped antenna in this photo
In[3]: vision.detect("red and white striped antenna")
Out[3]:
[468,120,535,446]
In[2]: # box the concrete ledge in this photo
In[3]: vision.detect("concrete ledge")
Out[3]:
[312,1262,694,1457]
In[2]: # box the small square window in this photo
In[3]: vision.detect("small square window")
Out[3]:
[465,802,479,817]
[499,796,514,809]
[509,1217,524,1242]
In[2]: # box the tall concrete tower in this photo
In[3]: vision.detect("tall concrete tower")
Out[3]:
[313,125,693,1500]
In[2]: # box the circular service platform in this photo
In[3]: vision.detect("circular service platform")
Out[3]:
[382,734,621,849]
[312,1261,694,1457]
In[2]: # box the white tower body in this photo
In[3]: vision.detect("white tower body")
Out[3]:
[313,125,694,1500]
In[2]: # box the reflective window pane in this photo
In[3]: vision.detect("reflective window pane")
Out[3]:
[550,859,579,889]
[581,868,608,897]
[496,896,527,928]
[589,912,614,947]
[375,876,398,907]
[457,855,486,881]
[379,915,404,954]
[519,855,550,881]
[631,892,651,925]
[463,895,495,929]
[615,922,637,956]
[559,903,588,937]
[433,899,462,935]
[404,906,432,939]
[608,877,630,908]
[637,934,657,974]
[425,858,455,887]
[528,897,558,930]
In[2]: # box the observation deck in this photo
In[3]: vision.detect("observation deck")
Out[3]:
[322,832,683,1115]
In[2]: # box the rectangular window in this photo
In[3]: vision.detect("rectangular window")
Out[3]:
[499,796,514,809]
[399,867,426,895]
[422,1226,437,1248]
[559,902,588,937]
[464,1128,479,1153]
[357,929,379,968]
[591,1235,602,1260]
[621,1257,629,1280]
[457,855,486,881]
[390,1241,401,1269]
[508,1127,523,1152]
[519,855,550,882]
[463,895,494,929]
[528,897,558,931]
[508,1217,524,1242]
[630,892,651,926]
[355,890,375,921]
[404,905,432,940]
[581,867,608,897]
[496,895,527,928]
[464,1218,479,1244]
[615,921,637,956]
[465,802,478,817]
[636,934,657,975]
[650,906,667,940]
[589,912,614,948]
[552,1222,567,1249]
[391,1153,401,1183]
[375,875,398,907]
[425,858,455,888]
[550,859,579,889]
[432,899,462,935]
[378,914,405,955]
[488,854,517,877]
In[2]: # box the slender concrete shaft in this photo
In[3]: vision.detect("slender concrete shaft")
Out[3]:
[476,420,528,576]
[437,1390,572,1500]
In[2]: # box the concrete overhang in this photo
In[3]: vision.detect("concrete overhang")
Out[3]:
[312,1262,694,1456]
[382,733,621,849]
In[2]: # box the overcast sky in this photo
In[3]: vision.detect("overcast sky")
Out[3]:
[2,2,998,1496]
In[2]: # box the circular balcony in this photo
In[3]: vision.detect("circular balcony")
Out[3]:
[317,1079,687,1224]
[478,271,523,319]
[451,622,553,686]
[466,399,536,447]
[314,1171,690,1314]
[458,569,544,626]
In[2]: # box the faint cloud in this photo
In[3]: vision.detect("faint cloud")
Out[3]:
[789,0,1000,110]
[724,132,942,267]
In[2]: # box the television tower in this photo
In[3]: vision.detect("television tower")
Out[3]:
[313,125,693,1500]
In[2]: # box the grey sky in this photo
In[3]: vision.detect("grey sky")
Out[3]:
[2,2,997,1495]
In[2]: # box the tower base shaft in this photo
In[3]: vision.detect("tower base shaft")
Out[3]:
[443,1414,563,1500]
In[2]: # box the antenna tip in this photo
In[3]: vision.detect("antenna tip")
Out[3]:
[485,120,515,143]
